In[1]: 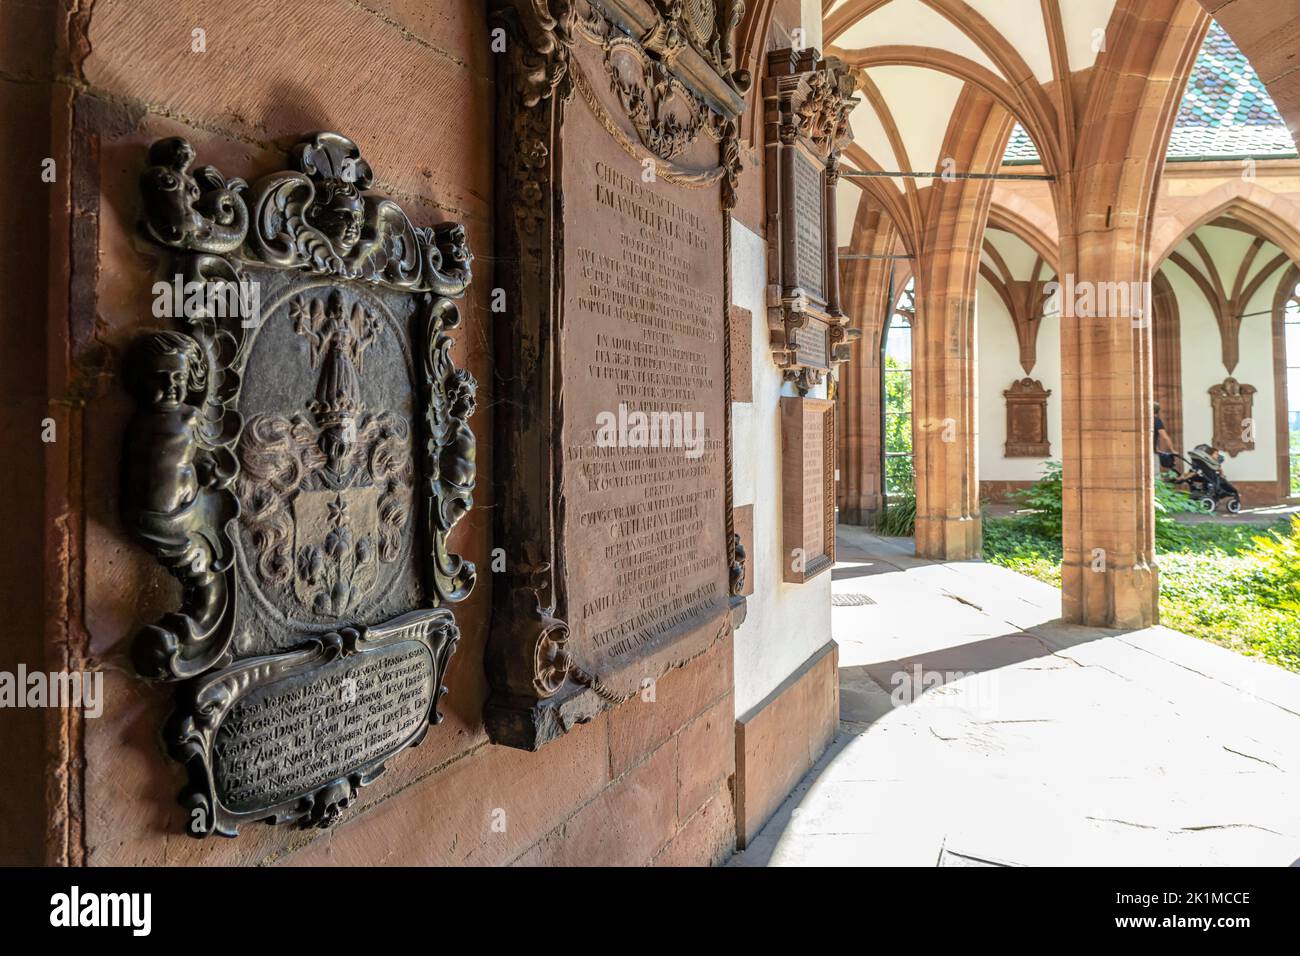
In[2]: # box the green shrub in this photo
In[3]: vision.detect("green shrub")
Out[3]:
[982,517,1061,586]
[1154,477,1199,550]
[1008,461,1063,537]
[1006,460,1200,550]
[874,496,916,537]
[1247,516,1300,613]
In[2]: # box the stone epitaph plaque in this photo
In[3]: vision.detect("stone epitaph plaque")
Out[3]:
[764,48,861,394]
[123,133,477,836]
[1003,378,1052,457]
[781,397,836,583]
[488,0,749,749]
[729,305,753,404]
[1210,377,1257,457]
[559,84,728,697]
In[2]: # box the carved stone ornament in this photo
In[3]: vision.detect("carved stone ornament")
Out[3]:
[1209,377,1257,457]
[763,48,861,394]
[1003,377,1052,457]
[489,0,745,750]
[124,132,476,836]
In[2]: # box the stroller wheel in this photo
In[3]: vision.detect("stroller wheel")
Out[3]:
[1197,496,1217,514]
[1226,497,1242,514]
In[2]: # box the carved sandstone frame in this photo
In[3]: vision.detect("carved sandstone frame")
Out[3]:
[488,0,748,750]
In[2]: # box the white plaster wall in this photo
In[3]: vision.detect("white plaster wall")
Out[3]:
[976,276,1062,481]
[731,218,833,717]
[799,0,824,51]
[1164,256,1282,482]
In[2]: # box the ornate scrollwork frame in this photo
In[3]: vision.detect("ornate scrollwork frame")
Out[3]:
[763,47,861,395]
[170,609,459,837]
[488,0,747,750]
[125,132,476,835]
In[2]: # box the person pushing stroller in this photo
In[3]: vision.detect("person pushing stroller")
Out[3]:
[1171,443,1243,514]
[1154,405,1242,514]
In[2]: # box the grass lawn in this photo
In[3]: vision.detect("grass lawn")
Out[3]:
[983,516,1300,673]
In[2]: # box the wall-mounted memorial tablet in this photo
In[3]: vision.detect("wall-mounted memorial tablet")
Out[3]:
[489,0,749,750]
[1004,378,1052,457]
[780,396,836,583]
[1209,377,1257,457]
[124,132,477,836]
[763,47,861,394]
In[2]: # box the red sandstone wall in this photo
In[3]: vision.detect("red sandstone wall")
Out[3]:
[19,0,736,867]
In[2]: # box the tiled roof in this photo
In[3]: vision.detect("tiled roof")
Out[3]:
[1004,21,1297,164]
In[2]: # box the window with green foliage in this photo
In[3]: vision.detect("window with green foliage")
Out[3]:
[1287,289,1300,496]
[882,281,915,498]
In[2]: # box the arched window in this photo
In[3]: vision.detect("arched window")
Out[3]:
[1286,286,1300,495]
[882,279,915,500]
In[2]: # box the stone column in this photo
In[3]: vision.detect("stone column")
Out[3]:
[837,196,898,524]
[910,88,1012,560]
[1054,0,1208,627]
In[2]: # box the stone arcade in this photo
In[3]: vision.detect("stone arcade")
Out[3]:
[3,0,1300,868]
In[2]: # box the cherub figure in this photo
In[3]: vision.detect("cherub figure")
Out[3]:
[440,367,478,494]
[122,330,237,678]
[307,177,366,256]
[124,331,214,516]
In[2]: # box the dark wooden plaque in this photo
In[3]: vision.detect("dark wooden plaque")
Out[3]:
[488,0,749,749]
[781,397,835,584]
[763,47,861,394]
[124,133,477,836]
[794,316,831,369]
[791,147,826,302]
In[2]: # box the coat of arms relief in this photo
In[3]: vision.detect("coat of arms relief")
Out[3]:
[123,132,477,836]
[238,291,414,622]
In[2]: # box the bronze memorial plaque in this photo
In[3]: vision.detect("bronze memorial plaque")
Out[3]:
[781,397,836,583]
[558,19,729,700]
[123,132,476,835]
[487,0,749,748]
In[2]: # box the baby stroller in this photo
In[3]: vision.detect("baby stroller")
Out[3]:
[1172,444,1241,514]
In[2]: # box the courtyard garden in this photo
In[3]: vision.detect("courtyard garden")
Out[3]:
[981,463,1300,672]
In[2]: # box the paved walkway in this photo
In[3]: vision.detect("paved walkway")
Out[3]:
[730,525,1300,866]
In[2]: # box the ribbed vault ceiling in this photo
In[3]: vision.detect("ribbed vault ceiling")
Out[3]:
[824,0,1118,217]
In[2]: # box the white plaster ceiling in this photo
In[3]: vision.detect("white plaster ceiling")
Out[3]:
[837,0,1004,78]
[866,65,965,172]
[1057,0,1119,74]
[965,0,1054,85]
[827,0,1130,223]
[985,226,1047,278]
[1170,224,1277,276]
[1162,224,1289,322]
[836,176,862,245]
[847,92,902,187]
